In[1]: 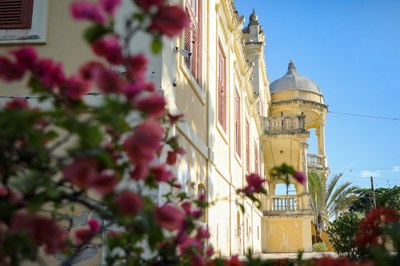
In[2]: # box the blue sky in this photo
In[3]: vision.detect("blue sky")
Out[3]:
[234,0,400,189]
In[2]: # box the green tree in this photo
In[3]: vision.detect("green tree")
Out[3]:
[308,172,358,240]
[349,186,400,213]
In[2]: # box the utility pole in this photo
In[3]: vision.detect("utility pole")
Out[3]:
[370,176,377,209]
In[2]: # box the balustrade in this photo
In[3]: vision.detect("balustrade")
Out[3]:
[263,115,306,135]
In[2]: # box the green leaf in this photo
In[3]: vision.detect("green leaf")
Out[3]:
[151,37,162,54]
[84,24,111,43]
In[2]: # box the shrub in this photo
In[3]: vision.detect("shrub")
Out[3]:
[327,212,361,260]
[312,242,327,252]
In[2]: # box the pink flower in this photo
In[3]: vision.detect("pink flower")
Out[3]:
[122,119,164,163]
[293,171,306,184]
[191,254,206,266]
[129,54,148,80]
[100,0,121,16]
[168,113,184,125]
[91,172,118,195]
[225,256,244,266]
[61,75,91,100]
[205,246,214,257]
[133,92,166,117]
[12,46,38,70]
[63,157,99,189]
[149,6,189,37]
[130,162,150,180]
[134,0,164,11]
[166,147,185,165]
[178,235,201,254]
[246,174,265,193]
[11,212,67,254]
[92,36,123,65]
[195,226,210,240]
[4,98,29,110]
[0,57,25,81]
[75,218,101,245]
[95,68,123,94]
[70,1,107,25]
[150,164,175,182]
[80,61,106,80]
[154,204,184,231]
[113,191,144,216]
[33,59,66,89]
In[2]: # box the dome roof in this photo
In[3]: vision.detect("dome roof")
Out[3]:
[270,61,321,94]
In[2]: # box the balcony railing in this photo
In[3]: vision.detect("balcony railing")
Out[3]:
[262,194,311,214]
[263,115,307,135]
[307,153,327,169]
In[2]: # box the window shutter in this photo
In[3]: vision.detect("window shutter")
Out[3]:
[184,1,201,83]
[254,141,259,175]
[0,0,34,29]
[217,48,226,131]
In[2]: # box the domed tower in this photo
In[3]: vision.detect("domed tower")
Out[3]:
[260,61,328,253]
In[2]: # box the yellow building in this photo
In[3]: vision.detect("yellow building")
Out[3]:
[0,0,328,260]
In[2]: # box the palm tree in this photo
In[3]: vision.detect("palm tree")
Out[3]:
[308,171,358,241]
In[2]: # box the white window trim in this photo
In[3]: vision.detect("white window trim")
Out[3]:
[0,0,49,44]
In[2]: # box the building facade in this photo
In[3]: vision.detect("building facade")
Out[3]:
[0,0,328,260]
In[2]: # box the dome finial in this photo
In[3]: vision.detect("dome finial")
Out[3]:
[250,9,258,22]
[287,59,296,74]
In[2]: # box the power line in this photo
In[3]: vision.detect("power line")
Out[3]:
[328,111,400,121]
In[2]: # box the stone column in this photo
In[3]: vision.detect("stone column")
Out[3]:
[317,122,326,167]
[300,142,309,193]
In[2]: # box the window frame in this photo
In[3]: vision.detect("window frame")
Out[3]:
[217,42,227,133]
[0,0,49,44]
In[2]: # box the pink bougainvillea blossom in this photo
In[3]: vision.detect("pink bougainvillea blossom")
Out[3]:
[246,174,265,193]
[12,46,38,70]
[123,119,164,163]
[148,6,189,37]
[134,0,164,11]
[166,146,185,165]
[11,212,67,254]
[92,35,123,65]
[94,68,123,94]
[293,171,306,184]
[75,218,101,245]
[133,92,166,117]
[113,190,144,216]
[33,59,66,89]
[80,61,105,80]
[99,0,121,16]
[150,164,175,182]
[4,98,29,110]
[129,53,148,80]
[225,255,244,266]
[70,1,107,25]
[0,57,25,81]
[61,75,91,100]
[63,157,99,189]
[154,204,184,231]
[91,171,118,195]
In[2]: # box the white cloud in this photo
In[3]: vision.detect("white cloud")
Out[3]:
[393,166,400,172]
[360,170,381,178]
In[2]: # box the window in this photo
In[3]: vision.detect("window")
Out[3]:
[0,0,33,29]
[245,120,250,171]
[0,0,48,44]
[217,44,226,131]
[234,89,241,157]
[254,140,259,175]
[184,0,201,83]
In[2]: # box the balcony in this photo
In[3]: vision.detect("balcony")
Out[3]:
[263,115,307,135]
[262,195,312,216]
[307,153,327,169]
